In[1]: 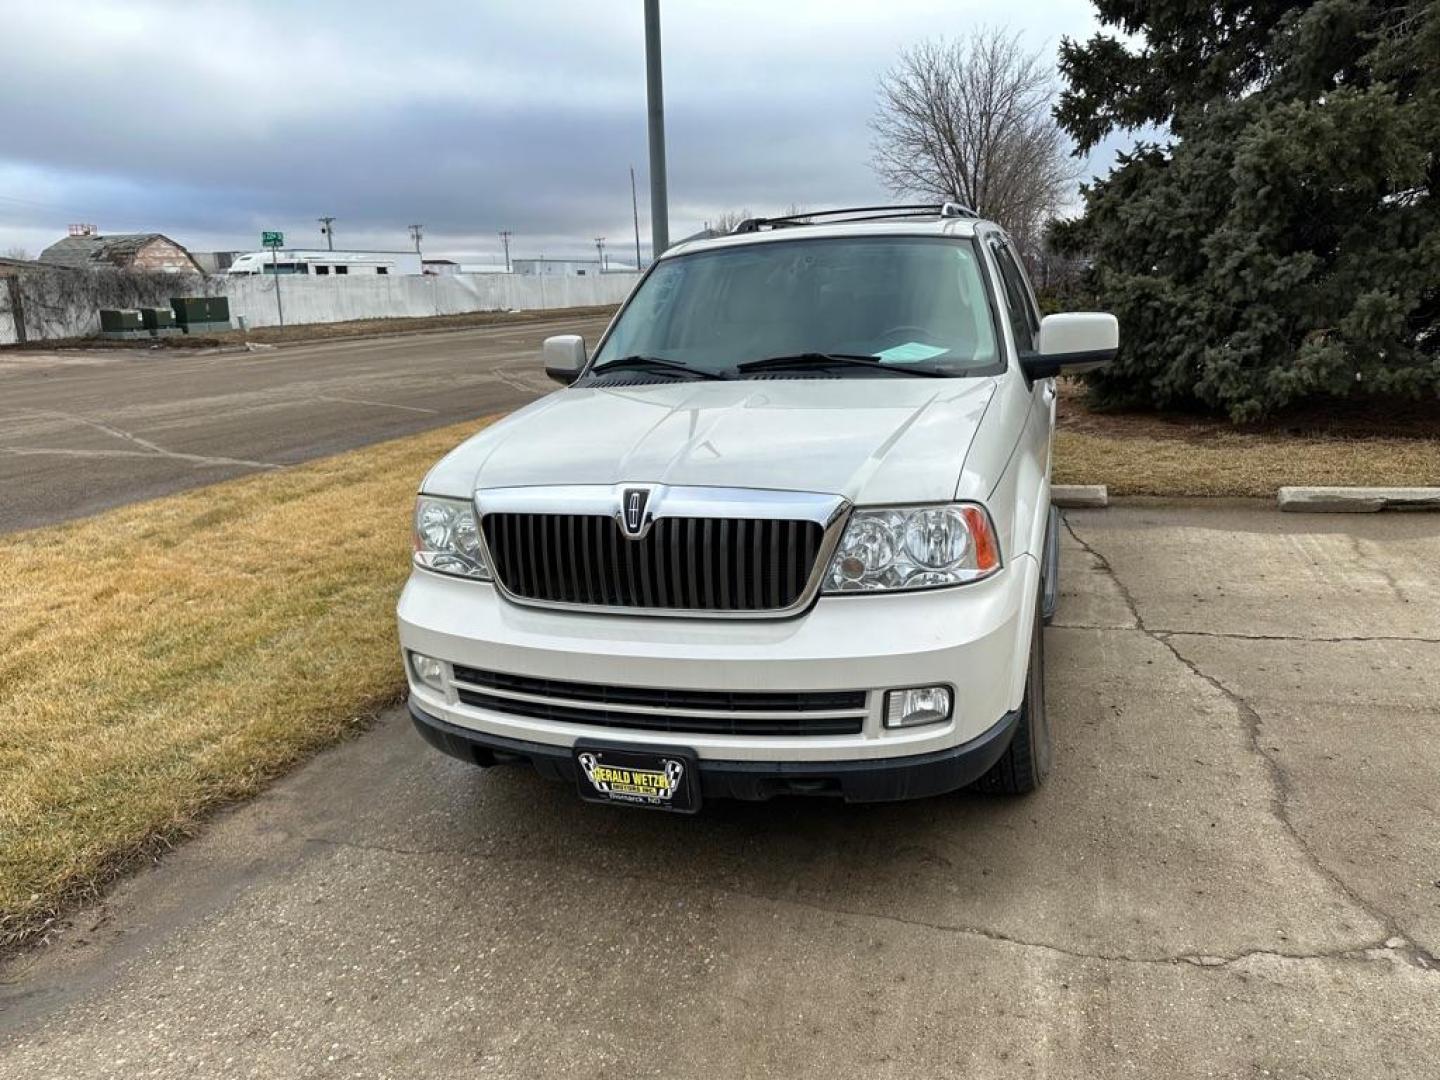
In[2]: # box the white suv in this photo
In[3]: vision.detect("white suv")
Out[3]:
[398,204,1117,811]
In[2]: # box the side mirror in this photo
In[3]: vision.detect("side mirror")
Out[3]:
[541,334,587,386]
[1021,313,1118,380]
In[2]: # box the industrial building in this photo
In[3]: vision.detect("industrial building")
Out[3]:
[512,257,637,277]
[191,251,246,274]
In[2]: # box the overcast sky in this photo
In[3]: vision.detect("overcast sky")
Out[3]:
[0,0,1130,264]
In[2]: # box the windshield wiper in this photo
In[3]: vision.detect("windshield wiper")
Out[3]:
[736,352,950,378]
[589,354,729,380]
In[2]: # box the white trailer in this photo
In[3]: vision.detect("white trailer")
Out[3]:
[226,249,423,277]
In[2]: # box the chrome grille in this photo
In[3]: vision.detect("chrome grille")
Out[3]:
[481,513,824,612]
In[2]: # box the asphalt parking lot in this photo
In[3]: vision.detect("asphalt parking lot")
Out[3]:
[0,313,612,532]
[2,504,1437,1078]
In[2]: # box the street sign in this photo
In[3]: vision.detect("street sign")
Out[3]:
[261,232,286,329]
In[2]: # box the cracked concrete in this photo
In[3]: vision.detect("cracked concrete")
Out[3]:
[294,834,1401,972]
[0,315,609,533]
[1063,515,1438,973]
[1,505,1438,1078]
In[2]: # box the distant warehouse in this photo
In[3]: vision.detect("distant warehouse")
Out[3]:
[420,259,511,275]
[226,249,423,276]
[512,257,636,277]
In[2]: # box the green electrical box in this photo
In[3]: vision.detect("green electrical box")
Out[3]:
[170,296,209,324]
[170,296,232,333]
[99,309,147,340]
[142,307,177,331]
[99,309,144,332]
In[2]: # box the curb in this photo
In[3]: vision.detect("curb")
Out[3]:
[1052,484,1108,509]
[1277,487,1440,513]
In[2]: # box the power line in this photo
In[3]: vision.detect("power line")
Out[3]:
[499,229,512,273]
[408,223,423,255]
[594,236,607,271]
[318,216,335,251]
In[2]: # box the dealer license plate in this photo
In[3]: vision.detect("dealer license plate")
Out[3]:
[573,743,700,813]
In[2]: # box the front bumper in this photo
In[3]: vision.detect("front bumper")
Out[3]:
[410,699,1020,802]
[397,554,1038,765]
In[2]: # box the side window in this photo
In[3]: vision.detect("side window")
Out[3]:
[988,239,1039,354]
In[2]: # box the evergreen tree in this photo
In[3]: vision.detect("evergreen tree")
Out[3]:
[1054,1,1439,420]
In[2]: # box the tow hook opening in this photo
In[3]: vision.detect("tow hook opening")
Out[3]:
[766,776,844,798]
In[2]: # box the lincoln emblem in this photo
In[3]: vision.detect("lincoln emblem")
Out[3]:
[621,488,650,537]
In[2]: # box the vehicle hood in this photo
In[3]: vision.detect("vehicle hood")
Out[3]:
[424,377,997,505]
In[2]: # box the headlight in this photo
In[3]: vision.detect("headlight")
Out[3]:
[412,495,490,580]
[823,503,1000,592]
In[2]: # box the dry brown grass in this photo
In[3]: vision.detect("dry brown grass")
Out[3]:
[0,417,495,945]
[1053,379,1439,497]
[1054,430,1440,498]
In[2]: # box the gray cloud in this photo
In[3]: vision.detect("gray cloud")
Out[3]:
[0,0,1127,261]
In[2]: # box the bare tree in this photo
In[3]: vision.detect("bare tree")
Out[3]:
[870,29,1079,251]
[2,246,33,261]
[707,209,752,234]
[706,205,809,234]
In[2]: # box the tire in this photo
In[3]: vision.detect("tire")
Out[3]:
[972,600,1051,795]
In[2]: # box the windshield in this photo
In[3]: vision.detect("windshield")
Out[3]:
[591,236,1001,378]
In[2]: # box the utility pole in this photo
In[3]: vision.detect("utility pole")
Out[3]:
[644,0,669,256]
[318,216,335,251]
[499,229,512,273]
[594,236,607,271]
[630,167,642,270]
[408,224,423,255]
[270,245,284,328]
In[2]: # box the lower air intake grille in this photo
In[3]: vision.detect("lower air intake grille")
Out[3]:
[450,665,866,737]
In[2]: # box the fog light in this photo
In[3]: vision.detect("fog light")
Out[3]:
[884,686,952,728]
[409,652,445,690]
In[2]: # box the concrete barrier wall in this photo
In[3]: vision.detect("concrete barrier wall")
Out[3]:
[0,286,17,344]
[0,270,220,343]
[0,271,638,344]
[223,272,639,330]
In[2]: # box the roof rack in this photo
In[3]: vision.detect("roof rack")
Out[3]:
[732,202,978,234]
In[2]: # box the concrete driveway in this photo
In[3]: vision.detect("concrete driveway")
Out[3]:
[1,505,1436,1078]
[0,314,610,532]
